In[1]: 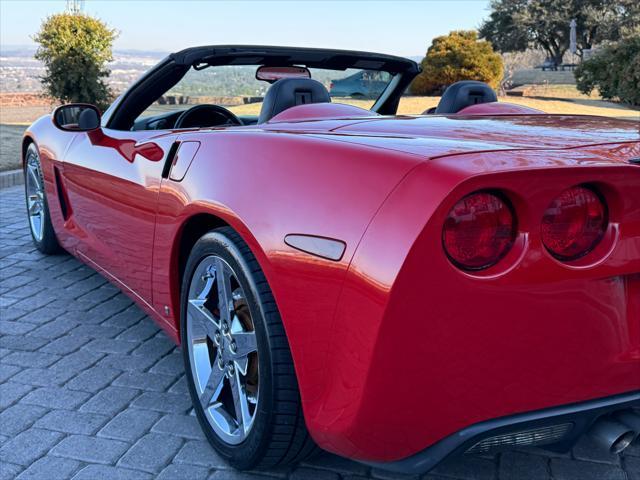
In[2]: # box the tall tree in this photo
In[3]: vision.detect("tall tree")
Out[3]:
[34,13,117,109]
[480,0,640,64]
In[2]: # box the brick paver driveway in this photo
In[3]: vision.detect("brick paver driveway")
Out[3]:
[1,184,638,480]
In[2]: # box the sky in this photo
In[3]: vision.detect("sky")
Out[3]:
[0,0,491,57]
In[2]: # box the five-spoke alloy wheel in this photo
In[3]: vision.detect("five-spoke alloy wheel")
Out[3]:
[187,254,259,444]
[181,228,317,469]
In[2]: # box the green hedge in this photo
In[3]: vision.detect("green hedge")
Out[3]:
[411,30,503,95]
[575,36,640,106]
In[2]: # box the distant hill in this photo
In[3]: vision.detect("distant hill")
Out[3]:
[0,45,421,95]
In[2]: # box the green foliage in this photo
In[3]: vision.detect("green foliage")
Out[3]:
[574,35,640,106]
[411,31,504,95]
[480,0,640,64]
[33,13,117,109]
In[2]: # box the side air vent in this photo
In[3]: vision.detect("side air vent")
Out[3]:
[629,157,640,165]
[53,166,72,220]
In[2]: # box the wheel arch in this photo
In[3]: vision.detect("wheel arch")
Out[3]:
[168,209,277,344]
[21,134,36,168]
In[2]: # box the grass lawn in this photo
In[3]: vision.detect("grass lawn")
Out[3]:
[230,94,639,120]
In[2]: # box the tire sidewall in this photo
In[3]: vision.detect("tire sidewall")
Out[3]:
[24,142,59,253]
[180,230,275,469]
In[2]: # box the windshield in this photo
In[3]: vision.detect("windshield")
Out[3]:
[137,65,394,119]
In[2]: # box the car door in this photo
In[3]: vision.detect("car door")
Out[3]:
[61,126,176,306]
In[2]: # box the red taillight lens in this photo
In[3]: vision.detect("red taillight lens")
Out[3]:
[541,186,607,261]
[443,192,516,270]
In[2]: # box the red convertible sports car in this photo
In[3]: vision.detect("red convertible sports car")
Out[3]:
[22,46,640,473]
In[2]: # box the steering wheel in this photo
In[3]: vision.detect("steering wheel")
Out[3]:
[174,104,242,129]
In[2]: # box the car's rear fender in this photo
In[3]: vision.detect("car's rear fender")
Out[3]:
[308,147,640,461]
[152,130,424,382]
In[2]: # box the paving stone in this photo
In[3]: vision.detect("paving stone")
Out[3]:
[29,317,79,339]
[290,468,340,480]
[0,403,47,436]
[2,349,60,368]
[431,455,496,480]
[96,352,159,371]
[50,347,104,374]
[0,319,33,334]
[157,463,210,480]
[302,453,370,476]
[65,365,120,393]
[131,336,175,360]
[9,365,78,387]
[102,306,147,328]
[149,352,184,376]
[174,440,228,468]
[208,471,274,479]
[0,363,20,382]
[0,463,23,480]
[625,456,640,480]
[151,413,206,440]
[35,409,110,435]
[71,464,153,480]
[114,371,177,392]
[0,381,32,409]
[169,375,189,394]
[21,386,91,409]
[550,458,627,480]
[573,435,622,465]
[0,428,64,465]
[19,306,67,325]
[15,456,81,480]
[84,338,138,354]
[80,386,140,416]
[132,391,193,414]
[499,452,550,479]
[0,334,48,351]
[69,323,124,339]
[40,334,91,355]
[118,432,183,473]
[98,408,161,442]
[117,321,160,342]
[51,435,130,464]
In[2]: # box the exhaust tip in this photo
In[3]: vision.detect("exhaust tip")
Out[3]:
[610,430,635,454]
[589,419,635,455]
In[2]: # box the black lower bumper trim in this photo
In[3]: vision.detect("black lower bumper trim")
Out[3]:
[363,390,640,474]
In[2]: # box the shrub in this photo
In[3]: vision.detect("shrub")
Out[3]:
[574,36,640,106]
[411,31,504,95]
[34,13,117,109]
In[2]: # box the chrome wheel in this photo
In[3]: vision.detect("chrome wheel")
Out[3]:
[25,149,45,242]
[186,255,259,445]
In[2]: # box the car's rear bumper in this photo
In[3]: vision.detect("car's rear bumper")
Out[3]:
[364,390,640,474]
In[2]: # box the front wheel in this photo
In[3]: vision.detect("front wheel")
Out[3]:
[181,227,318,469]
[24,143,61,254]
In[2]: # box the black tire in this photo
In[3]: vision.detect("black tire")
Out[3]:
[181,227,318,470]
[23,142,62,254]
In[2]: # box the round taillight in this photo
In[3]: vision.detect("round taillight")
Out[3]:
[541,186,607,261]
[443,192,517,270]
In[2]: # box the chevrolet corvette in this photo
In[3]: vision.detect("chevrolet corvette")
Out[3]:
[22,46,640,473]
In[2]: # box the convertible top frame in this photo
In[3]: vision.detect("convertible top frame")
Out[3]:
[103,45,421,130]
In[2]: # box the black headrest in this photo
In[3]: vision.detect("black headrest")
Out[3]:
[435,81,497,114]
[259,78,331,123]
